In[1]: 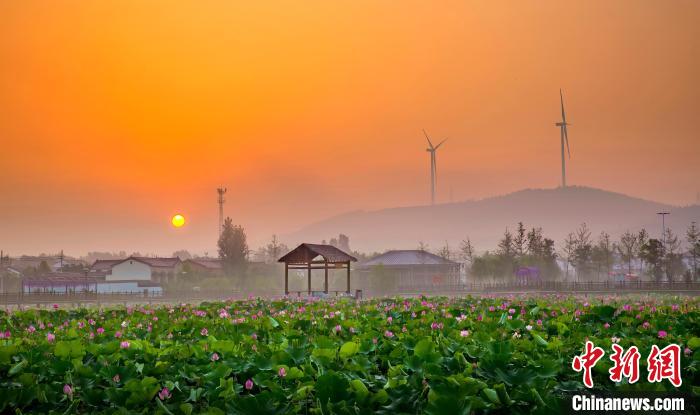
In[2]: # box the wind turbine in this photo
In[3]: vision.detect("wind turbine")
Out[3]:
[555,89,571,188]
[423,129,447,205]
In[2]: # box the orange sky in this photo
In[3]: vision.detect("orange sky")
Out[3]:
[1,1,699,256]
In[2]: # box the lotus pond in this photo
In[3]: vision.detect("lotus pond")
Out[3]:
[1,295,698,414]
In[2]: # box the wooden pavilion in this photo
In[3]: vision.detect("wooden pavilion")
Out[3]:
[278,243,357,295]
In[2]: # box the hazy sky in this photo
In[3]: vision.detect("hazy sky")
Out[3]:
[1,1,699,256]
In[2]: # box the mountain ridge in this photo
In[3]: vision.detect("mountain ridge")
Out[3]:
[284,186,699,253]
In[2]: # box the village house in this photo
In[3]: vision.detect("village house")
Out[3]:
[357,250,460,292]
[182,258,224,277]
[21,256,181,295]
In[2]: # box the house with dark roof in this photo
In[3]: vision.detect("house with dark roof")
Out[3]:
[357,250,460,292]
[183,258,224,276]
[89,259,122,277]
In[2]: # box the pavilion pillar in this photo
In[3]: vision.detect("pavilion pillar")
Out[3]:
[284,263,289,295]
[324,261,329,294]
[346,261,351,294]
[307,262,312,295]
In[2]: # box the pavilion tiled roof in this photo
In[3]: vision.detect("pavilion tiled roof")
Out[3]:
[278,243,357,264]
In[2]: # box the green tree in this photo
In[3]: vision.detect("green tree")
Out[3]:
[217,217,249,275]
[686,222,700,281]
[437,241,451,260]
[616,230,639,276]
[265,235,283,263]
[38,260,51,275]
[561,232,576,281]
[513,222,527,259]
[572,223,593,280]
[640,239,664,282]
[496,229,516,280]
[637,229,649,277]
[459,238,474,265]
[591,231,614,281]
[663,228,685,281]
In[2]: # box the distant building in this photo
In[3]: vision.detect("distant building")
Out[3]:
[183,258,224,276]
[22,271,163,295]
[357,250,460,292]
[89,259,123,277]
[108,257,181,285]
[21,256,181,295]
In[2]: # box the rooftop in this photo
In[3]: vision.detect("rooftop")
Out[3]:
[359,250,459,267]
[278,243,357,264]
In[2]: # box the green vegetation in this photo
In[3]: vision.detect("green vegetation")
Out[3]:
[0,295,697,413]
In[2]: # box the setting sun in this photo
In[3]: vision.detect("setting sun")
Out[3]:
[171,214,185,228]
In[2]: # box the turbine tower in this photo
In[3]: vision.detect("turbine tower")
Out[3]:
[423,129,447,205]
[217,187,227,237]
[555,89,571,188]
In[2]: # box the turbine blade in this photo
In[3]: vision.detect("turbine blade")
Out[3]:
[434,137,448,150]
[423,129,434,149]
[560,89,567,124]
[564,126,571,158]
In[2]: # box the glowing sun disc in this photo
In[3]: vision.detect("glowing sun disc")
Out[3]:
[171,214,185,228]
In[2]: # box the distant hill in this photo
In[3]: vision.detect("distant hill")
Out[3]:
[284,186,700,253]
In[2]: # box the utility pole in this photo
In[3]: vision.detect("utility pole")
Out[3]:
[59,249,64,272]
[217,187,227,237]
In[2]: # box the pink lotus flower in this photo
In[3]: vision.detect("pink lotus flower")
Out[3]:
[211,353,220,362]
[387,316,393,323]
[97,327,105,335]
[278,367,287,378]
[158,387,171,400]
[460,330,470,337]
[114,331,122,338]
[120,341,130,349]
[53,304,59,309]
[63,384,73,397]
[684,348,692,356]
[384,330,394,338]
[642,321,650,329]
[27,325,36,334]
[603,323,610,329]
[658,330,668,339]
[245,379,254,390]
[200,328,208,336]
[47,333,55,342]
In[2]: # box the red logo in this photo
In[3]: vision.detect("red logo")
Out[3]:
[572,342,682,388]
[647,344,682,387]
[572,341,605,388]
[608,344,641,384]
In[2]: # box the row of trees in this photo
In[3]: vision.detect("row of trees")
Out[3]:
[424,221,700,282]
[462,222,560,281]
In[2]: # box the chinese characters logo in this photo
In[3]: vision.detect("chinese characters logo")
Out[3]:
[572,341,681,388]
